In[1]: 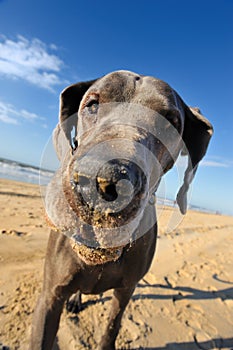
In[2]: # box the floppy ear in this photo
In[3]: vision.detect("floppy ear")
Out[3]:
[52,123,69,161]
[176,106,213,214]
[59,79,97,151]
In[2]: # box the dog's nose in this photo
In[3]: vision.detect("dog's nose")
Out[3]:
[73,159,143,204]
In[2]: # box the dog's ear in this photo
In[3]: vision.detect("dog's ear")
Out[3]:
[59,79,97,151]
[176,106,213,214]
[52,123,69,161]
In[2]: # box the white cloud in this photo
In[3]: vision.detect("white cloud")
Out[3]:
[20,109,41,121]
[0,113,19,125]
[0,35,64,91]
[200,158,232,168]
[0,100,44,125]
[175,154,232,169]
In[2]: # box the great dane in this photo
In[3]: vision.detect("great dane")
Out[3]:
[30,70,213,349]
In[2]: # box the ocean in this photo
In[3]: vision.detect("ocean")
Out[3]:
[0,158,54,186]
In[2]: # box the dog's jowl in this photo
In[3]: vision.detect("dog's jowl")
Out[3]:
[29,70,213,350]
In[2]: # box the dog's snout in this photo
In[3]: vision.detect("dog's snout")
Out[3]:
[72,159,145,206]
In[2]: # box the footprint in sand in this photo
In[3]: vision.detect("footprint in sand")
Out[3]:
[117,306,152,348]
[175,300,219,347]
[0,229,27,236]
[142,271,157,285]
[173,242,184,254]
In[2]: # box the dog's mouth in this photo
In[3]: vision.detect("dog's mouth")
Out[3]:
[62,158,148,250]
[70,238,124,266]
[71,186,145,227]
[69,223,127,266]
[66,189,147,248]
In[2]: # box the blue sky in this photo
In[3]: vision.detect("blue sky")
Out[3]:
[0,0,232,215]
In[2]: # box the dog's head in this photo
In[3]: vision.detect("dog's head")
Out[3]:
[51,70,213,248]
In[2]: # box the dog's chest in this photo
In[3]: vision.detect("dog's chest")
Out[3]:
[77,263,126,294]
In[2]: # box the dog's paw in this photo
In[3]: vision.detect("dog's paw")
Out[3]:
[66,291,83,313]
[98,342,115,350]
[0,344,10,350]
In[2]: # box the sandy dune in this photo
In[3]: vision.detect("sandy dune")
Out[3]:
[0,179,233,350]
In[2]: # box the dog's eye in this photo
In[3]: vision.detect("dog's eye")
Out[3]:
[85,99,99,114]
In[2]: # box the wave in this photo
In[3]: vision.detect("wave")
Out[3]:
[0,158,54,185]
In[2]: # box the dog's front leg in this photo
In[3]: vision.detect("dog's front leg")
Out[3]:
[29,289,64,350]
[29,230,77,350]
[99,286,135,350]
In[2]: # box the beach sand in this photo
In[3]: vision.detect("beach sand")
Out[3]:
[0,178,232,349]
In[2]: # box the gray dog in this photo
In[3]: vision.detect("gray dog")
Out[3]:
[30,70,213,349]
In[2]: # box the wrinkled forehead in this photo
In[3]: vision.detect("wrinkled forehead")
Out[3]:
[84,70,179,112]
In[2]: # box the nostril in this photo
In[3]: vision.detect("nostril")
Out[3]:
[97,177,118,202]
[79,175,91,187]
[73,173,91,187]
[104,184,118,201]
